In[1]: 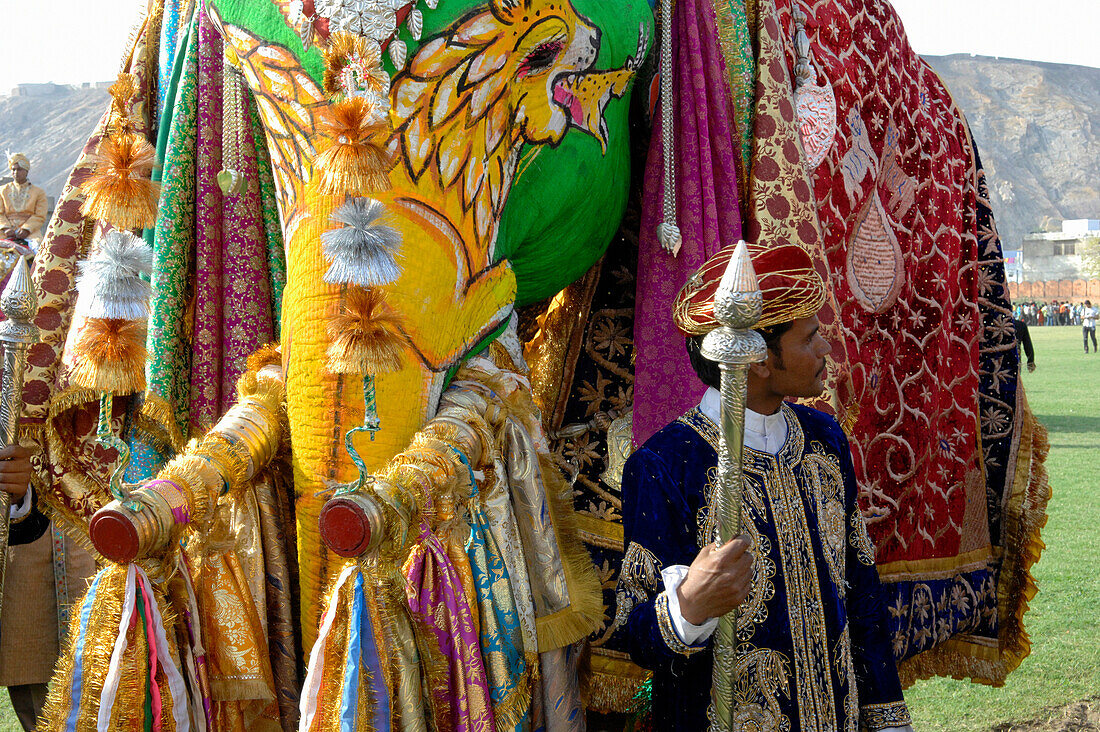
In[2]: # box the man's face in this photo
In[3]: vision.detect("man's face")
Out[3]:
[764,315,832,399]
[11,166,27,184]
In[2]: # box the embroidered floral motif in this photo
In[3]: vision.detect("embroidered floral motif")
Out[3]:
[849,510,877,567]
[860,700,912,730]
[804,443,847,592]
[732,646,792,731]
[835,626,859,732]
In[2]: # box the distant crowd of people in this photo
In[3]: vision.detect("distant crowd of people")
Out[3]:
[1014,301,1097,327]
[1014,300,1100,354]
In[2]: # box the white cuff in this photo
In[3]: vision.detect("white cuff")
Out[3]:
[9,484,32,520]
[661,564,719,645]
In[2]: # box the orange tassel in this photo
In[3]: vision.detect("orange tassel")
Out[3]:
[108,73,139,131]
[326,287,406,374]
[68,318,148,394]
[80,133,160,230]
[312,97,393,196]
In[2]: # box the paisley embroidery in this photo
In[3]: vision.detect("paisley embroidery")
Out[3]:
[850,510,877,567]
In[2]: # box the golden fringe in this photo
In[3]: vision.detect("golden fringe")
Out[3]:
[245,341,282,373]
[198,433,251,491]
[492,682,532,732]
[80,132,160,230]
[39,564,129,731]
[68,318,148,394]
[139,391,186,453]
[996,403,1051,674]
[585,670,650,715]
[312,97,393,196]
[327,288,406,374]
[534,452,604,651]
[898,641,1010,689]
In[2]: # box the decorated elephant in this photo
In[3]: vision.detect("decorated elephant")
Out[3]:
[15,0,1048,729]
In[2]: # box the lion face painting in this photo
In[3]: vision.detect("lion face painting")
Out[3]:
[206,0,652,630]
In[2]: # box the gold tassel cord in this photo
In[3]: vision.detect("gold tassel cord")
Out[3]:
[107,73,140,132]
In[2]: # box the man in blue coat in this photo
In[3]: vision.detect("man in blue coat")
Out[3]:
[617,242,912,731]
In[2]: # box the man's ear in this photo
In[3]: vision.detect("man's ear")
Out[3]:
[749,360,770,380]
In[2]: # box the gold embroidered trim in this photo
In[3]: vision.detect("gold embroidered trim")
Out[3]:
[860,700,911,729]
[849,510,877,567]
[613,541,663,631]
[655,590,704,656]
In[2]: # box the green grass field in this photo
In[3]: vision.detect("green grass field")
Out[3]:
[906,325,1100,730]
[0,326,1095,731]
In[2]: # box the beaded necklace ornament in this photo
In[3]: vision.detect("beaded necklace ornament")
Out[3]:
[655,0,681,256]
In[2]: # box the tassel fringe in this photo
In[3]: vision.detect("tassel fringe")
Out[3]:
[80,132,160,230]
[68,318,148,394]
[75,229,154,320]
[312,97,393,196]
[326,288,407,375]
[321,197,403,287]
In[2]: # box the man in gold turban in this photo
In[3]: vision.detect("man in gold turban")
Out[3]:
[1,154,48,243]
[615,241,912,731]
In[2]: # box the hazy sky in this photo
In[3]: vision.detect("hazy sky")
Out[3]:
[0,0,1097,94]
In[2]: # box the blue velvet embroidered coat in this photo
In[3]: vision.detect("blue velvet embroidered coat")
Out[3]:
[617,403,910,731]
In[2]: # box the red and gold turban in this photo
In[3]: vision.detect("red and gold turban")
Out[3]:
[672,241,826,335]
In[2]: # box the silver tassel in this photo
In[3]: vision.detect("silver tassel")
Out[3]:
[321,197,403,287]
[75,230,153,320]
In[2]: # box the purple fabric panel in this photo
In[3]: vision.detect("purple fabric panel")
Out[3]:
[190,5,225,433]
[190,1,275,430]
[404,524,495,732]
[219,89,275,413]
[633,0,744,445]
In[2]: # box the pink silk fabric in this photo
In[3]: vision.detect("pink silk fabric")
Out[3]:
[633,0,745,446]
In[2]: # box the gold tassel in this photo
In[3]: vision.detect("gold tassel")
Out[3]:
[68,318,148,394]
[327,287,407,374]
[108,73,139,132]
[80,132,160,230]
[312,97,393,196]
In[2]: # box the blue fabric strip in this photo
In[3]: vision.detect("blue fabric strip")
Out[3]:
[64,567,107,732]
[338,571,365,732]
[359,578,390,732]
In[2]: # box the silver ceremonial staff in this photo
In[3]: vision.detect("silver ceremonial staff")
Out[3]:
[701,240,766,732]
[0,256,40,618]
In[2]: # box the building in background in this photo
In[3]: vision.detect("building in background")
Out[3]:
[1010,219,1100,302]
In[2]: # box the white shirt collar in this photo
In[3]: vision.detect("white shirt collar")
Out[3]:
[699,387,788,455]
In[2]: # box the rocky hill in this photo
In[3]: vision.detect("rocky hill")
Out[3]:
[925,54,1100,251]
[0,85,108,206]
[0,55,1097,251]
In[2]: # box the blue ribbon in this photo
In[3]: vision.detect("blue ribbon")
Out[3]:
[63,567,107,732]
